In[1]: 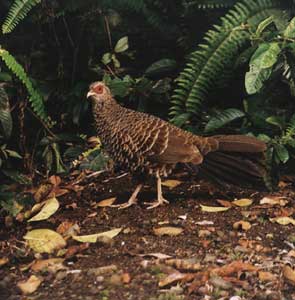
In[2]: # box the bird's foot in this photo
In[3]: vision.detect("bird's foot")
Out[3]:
[111,198,138,209]
[144,196,169,209]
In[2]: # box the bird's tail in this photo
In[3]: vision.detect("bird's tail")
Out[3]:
[197,135,267,187]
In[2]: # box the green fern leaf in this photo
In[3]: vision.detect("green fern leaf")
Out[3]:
[170,0,286,125]
[184,0,238,10]
[205,108,245,132]
[2,0,41,34]
[0,49,47,121]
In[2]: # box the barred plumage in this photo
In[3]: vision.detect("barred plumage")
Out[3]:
[87,82,267,209]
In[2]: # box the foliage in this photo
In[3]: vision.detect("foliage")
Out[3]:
[2,0,41,34]
[170,0,287,127]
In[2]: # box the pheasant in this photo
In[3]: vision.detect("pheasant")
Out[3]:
[87,81,267,209]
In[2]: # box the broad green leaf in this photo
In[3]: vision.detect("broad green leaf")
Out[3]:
[145,59,177,77]
[114,36,128,53]
[266,116,285,129]
[205,109,245,132]
[6,150,22,159]
[274,144,289,163]
[250,43,281,69]
[245,65,272,95]
[284,17,295,39]
[101,52,112,65]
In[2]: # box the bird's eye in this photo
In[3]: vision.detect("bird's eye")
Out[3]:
[94,85,104,94]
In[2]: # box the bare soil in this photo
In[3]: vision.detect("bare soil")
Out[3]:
[1,170,295,300]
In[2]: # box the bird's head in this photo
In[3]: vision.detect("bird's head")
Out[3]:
[87,82,112,108]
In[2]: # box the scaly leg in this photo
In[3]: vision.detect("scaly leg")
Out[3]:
[145,171,169,209]
[111,184,143,209]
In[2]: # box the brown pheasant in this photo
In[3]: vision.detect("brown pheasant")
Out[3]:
[87,81,267,209]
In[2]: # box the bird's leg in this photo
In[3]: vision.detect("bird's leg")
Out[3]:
[145,171,169,209]
[111,184,143,209]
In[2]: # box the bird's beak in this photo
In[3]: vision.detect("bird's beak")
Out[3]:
[87,91,96,99]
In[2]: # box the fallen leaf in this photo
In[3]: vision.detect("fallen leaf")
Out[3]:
[233,221,251,231]
[34,183,52,202]
[200,205,230,212]
[49,175,61,187]
[283,265,295,286]
[260,196,288,206]
[159,271,187,287]
[196,220,214,225]
[258,271,276,282]
[122,273,131,284]
[65,243,89,259]
[0,257,9,267]
[232,198,253,207]
[31,258,65,273]
[270,217,295,226]
[212,260,258,277]
[153,226,183,236]
[161,180,182,189]
[17,275,42,294]
[96,197,116,207]
[165,258,201,271]
[28,198,59,222]
[288,250,295,258]
[216,200,232,207]
[72,228,122,243]
[139,253,172,259]
[24,229,66,253]
[57,221,80,237]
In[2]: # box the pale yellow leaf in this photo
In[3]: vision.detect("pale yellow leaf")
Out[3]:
[200,205,230,212]
[72,228,122,243]
[17,275,42,294]
[270,217,295,226]
[232,198,253,207]
[28,198,59,222]
[96,197,116,207]
[161,180,182,189]
[260,196,288,206]
[153,226,183,236]
[24,229,66,253]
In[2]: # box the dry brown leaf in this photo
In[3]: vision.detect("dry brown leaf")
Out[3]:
[288,250,295,257]
[96,197,116,207]
[200,205,230,212]
[153,226,183,236]
[258,271,276,282]
[165,258,201,271]
[232,198,253,207]
[122,273,131,284]
[270,217,295,226]
[216,200,232,207]
[233,221,251,231]
[57,221,80,237]
[260,196,288,207]
[0,257,9,267]
[34,183,52,202]
[159,271,187,287]
[49,175,61,187]
[24,229,66,253]
[212,260,258,277]
[72,228,122,243]
[28,197,59,222]
[283,265,295,286]
[161,180,182,189]
[64,243,89,259]
[17,275,42,295]
[31,258,65,273]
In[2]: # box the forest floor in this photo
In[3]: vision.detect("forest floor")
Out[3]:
[1,170,295,300]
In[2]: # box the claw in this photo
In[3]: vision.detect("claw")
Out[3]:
[111,184,142,210]
[144,197,169,209]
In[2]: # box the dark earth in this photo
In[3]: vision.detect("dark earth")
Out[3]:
[1,170,295,300]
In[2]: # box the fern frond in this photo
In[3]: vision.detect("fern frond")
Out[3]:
[170,0,286,125]
[0,49,47,121]
[184,0,237,10]
[286,113,295,137]
[204,108,245,132]
[2,0,41,34]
